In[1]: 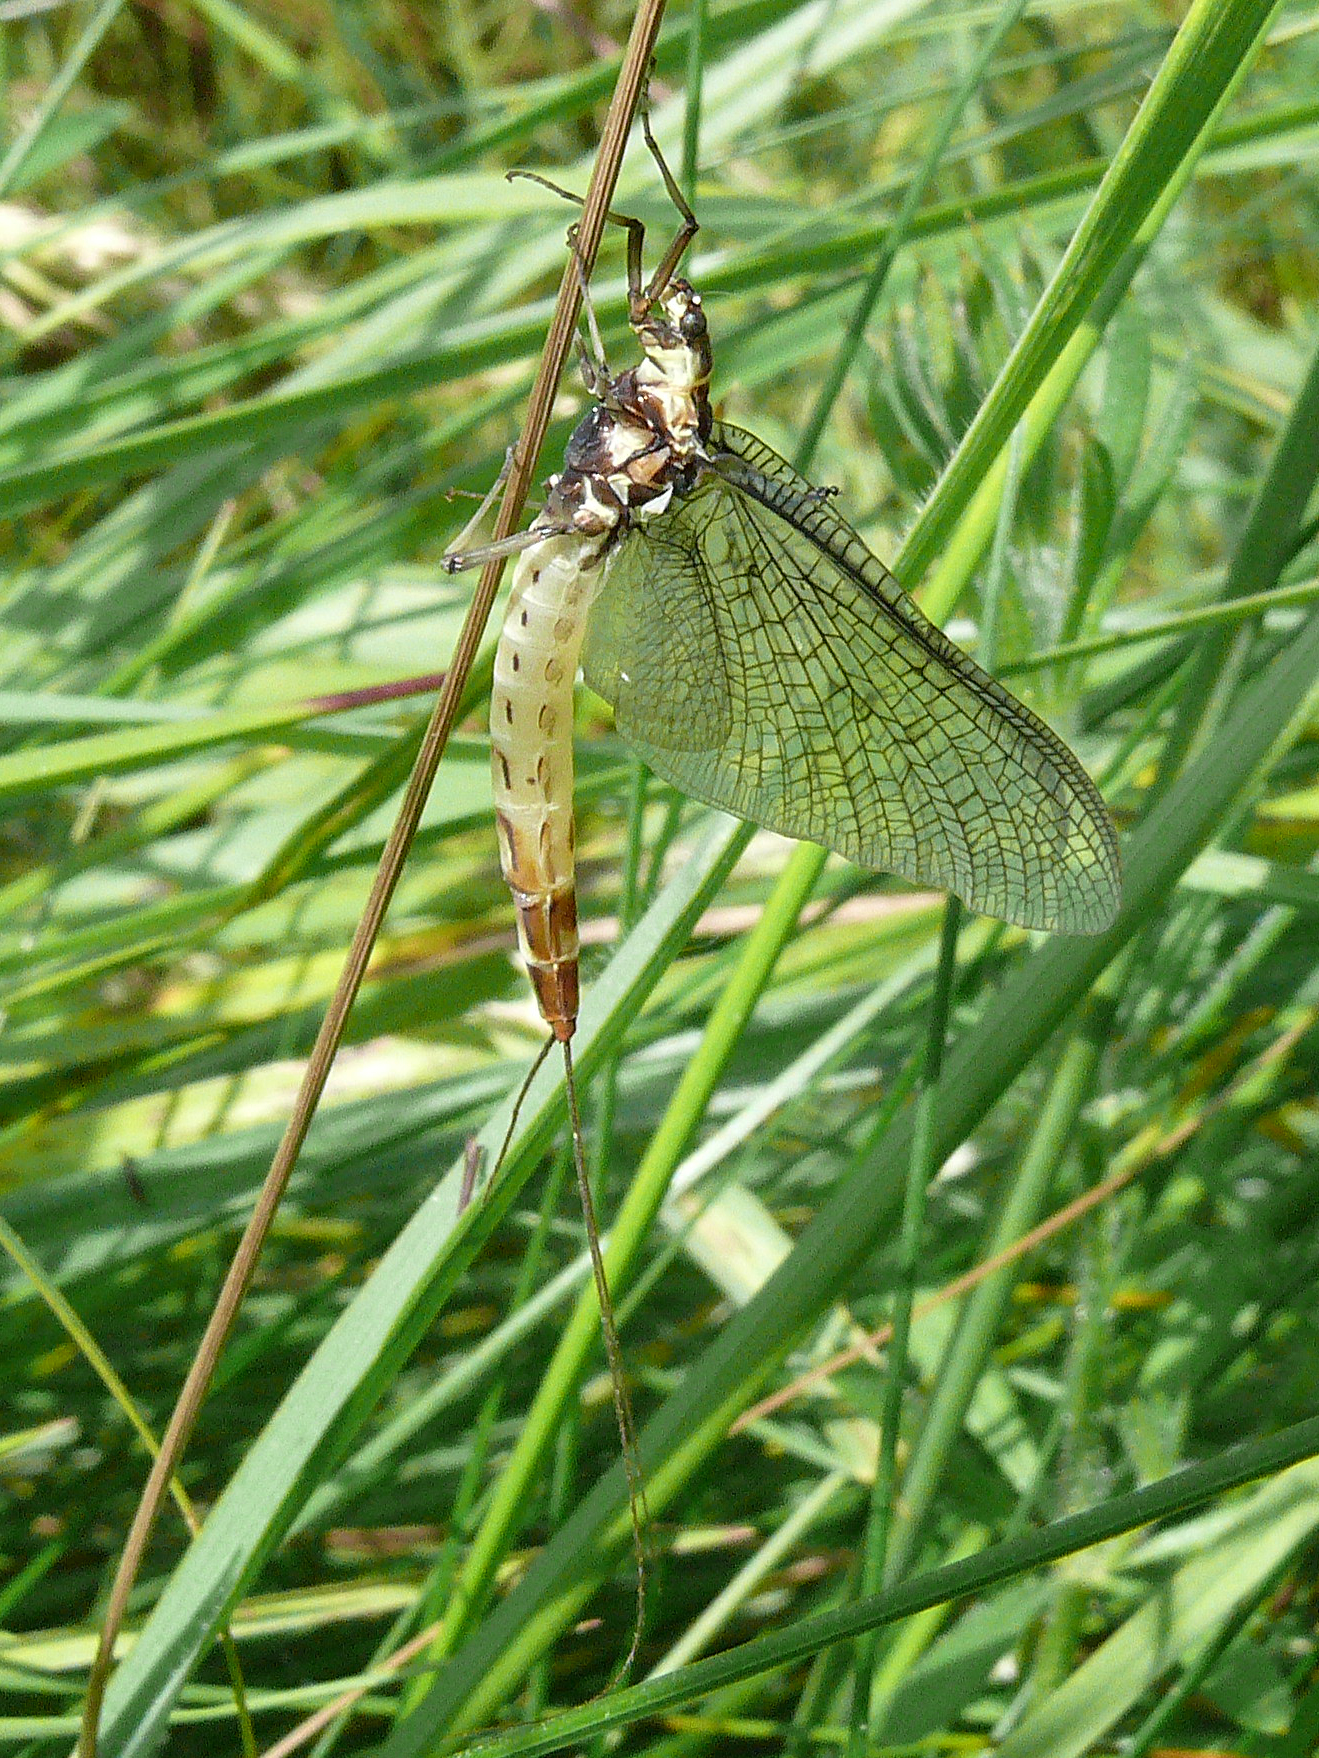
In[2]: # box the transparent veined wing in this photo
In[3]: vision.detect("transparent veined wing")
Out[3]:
[582,420,1120,934]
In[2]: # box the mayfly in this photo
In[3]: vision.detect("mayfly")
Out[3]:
[445,116,1121,1654]
[450,136,1120,1040]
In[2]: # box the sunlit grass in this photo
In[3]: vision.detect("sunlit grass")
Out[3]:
[2,2,1318,1755]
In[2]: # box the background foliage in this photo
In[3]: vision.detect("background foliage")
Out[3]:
[2,0,1319,1753]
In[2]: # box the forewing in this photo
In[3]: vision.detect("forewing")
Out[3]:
[586,420,1120,934]
[581,507,734,754]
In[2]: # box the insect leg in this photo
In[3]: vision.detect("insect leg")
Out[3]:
[634,104,698,314]
[442,443,516,561]
[564,221,613,394]
[441,442,583,574]
[507,166,648,303]
[508,163,650,370]
[442,522,559,576]
[506,105,698,321]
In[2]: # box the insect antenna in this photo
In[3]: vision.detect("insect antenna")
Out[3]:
[441,448,577,574]
[561,1032,649,1685]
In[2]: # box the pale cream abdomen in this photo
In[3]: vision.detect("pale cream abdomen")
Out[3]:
[490,532,602,1039]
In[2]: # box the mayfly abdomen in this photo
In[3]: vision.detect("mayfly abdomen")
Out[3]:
[490,530,605,1040]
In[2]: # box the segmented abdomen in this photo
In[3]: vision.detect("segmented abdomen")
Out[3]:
[490,531,602,1040]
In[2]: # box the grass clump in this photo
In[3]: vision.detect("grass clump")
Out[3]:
[2,3,1318,1755]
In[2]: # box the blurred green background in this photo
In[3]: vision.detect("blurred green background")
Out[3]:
[2,1,1319,1754]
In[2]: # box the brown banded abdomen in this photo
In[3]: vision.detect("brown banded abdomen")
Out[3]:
[490,531,602,1040]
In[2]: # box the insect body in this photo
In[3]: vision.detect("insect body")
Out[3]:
[489,535,602,1039]
[459,159,1121,1045]
[485,276,714,1039]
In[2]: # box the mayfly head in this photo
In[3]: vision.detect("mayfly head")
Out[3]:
[633,278,711,395]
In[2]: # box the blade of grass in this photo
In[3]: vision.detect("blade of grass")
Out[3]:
[883,957,1126,1583]
[993,1466,1319,1758]
[387,592,1319,1743]
[0,0,125,198]
[902,0,1285,589]
[425,1440,1319,1758]
[848,899,960,1754]
[86,810,747,1758]
[795,0,1030,470]
[81,2,677,1747]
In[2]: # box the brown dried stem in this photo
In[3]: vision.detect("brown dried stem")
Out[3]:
[78,6,673,1749]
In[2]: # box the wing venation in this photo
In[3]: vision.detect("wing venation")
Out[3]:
[582,419,1120,934]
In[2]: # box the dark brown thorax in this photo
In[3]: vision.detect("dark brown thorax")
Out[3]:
[541,278,714,541]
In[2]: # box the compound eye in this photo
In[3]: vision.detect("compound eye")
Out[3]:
[680,308,707,341]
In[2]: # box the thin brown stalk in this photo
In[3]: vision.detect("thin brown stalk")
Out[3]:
[256,1621,445,1758]
[78,5,672,1749]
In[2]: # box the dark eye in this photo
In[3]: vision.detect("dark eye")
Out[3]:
[680,308,706,341]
